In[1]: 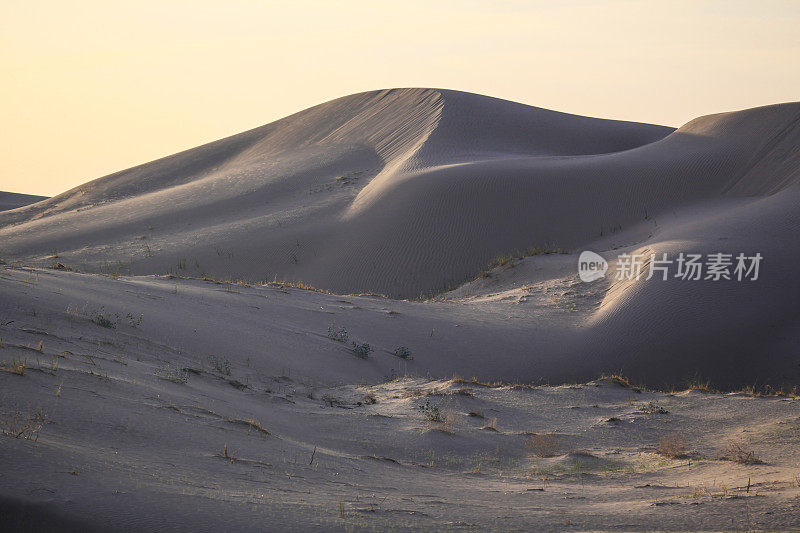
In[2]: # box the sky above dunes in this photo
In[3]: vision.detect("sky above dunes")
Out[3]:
[2,1,799,196]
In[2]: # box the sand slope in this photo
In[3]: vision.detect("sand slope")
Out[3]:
[1,90,798,388]
[1,92,798,301]
[0,89,675,295]
[0,192,48,212]
[1,277,799,530]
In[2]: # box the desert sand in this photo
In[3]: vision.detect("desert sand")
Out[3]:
[1,89,799,531]
[0,192,47,213]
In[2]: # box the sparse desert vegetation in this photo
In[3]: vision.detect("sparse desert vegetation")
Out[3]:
[208,355,232,376]
[528,432,561,458]
[326,324,348,342]
[2,356,27,376]
[90,307,143,329]
[655,433,689,459]
[0,406,46,440]
[416,398,445,422]
[351,342,373,359]
[91,307,118,328]
[393,346,412,359]
[721,441,762,464]
[154,364,189,384]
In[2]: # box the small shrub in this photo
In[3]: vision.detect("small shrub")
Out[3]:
[327,324,348,342]
[393,346,411,359]
[639,401,669,414]
[528,433,560,457]
[208,355,232,376]
[126,313,143,327]
[91,307,118,329]
[655,433,688,458]
[154,365,189,384]
[416,399,444,422]
[351,342,373,359]
[322,393,336,407]
[721,441,762,464]
[361,394,377,405]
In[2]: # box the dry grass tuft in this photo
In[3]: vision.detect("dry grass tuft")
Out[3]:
[492,254,516,269]
[481,417,498,432]
[265,279,331,294]
[434,411,457,434]
[449,376,496,388]
[736,384,799,398]
[2,357,26,376]
[597,373,630,388]
[655,433,689,458]
[684,376,716,393]
[241,418,270,436]
[1,406,47,440]
[720,441,762,464]
[528,433,560,458]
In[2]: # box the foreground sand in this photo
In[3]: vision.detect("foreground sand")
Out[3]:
[1,267,799,531]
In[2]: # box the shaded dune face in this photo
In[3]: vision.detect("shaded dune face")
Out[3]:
[1,89,799,388]
[0,192,48,212]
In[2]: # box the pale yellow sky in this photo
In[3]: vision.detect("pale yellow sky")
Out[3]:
[1,1,798,196]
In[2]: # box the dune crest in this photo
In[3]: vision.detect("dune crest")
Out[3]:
[0,88,683,295]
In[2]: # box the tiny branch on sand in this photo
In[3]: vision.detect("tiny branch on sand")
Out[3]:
[1,406,47,440]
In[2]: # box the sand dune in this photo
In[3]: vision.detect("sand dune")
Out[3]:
[1,89,799,389]
[0,89,675,295]
[0,192,47,212]
[0,91,797,300]
[2,89,799,530]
